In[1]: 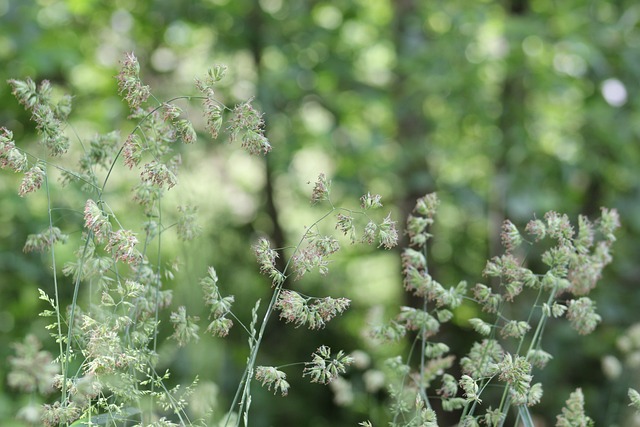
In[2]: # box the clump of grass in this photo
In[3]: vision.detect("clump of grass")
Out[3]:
[364,193,625,426]
[2,52,279,426]
[3,52,639,427]
[2,53,398,427]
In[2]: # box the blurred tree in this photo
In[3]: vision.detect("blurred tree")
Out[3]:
[2,0,640,425]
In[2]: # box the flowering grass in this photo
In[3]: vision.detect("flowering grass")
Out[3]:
[2,52,639,427]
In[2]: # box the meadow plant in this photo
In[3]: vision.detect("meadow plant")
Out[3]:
[2,52,639,427]
[362,194,631,426]
[2,52,397,426]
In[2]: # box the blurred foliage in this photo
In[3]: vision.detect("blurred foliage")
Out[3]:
[1,0,640,425]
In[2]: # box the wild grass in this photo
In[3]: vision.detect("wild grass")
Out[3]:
[3,53,640,427]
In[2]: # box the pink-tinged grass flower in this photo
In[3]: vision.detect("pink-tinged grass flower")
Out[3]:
[528,348,553,369]
[598,207,620,242]
[496,354,532,404]
[104,229,140,265]
[460,339,504,379]
[312,296,350,327]
[206,317,233,338]
[459,375,480,404]
[500,220,522,252]
[122,133,143,169]
[437,373,458,399]
[414,193,439,218]
[303,346,354,385]
[525,218,546,241]
[556,388,593,427]
[32,104,69,156]
[8,78,42,110]
[255,366,290,396]
[174,119,197,144]
[405,210,433,247]
[169,306,200,347]
[195,66,227,139]
[83,199,111,242]
[81,315,124,375]
[362,221,377,245]
[544,211,574,241]
[200,266,235,337]
[161,103,197,144]
[177,205,202,241]
[311,173,330,205]
[575,215,595,254]
[401,248,426,270]
[202,93,223,139]
[18,164,45,197]
[275,290,350,329]
[254,238,284,286]
[377,213,398,249]
[0,128,28,172]
[41,401,81,427]
[335,213,356,243]
[7,334,58,395]
[360,192,382,210]
[23,227,67,253]
[406,215,432,247]
[116,52,150,110]
[140,160,178,189]
[7,79,69,156]
[228,99,272,155]
[162,103,182,121]
[566,297,601,335]
[500,320,531,339]
[396,307,440,337]
[291,235,339,279]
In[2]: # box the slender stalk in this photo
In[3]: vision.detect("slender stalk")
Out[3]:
[525,285,559,358]
[224,206,337,426]
[100,95,203,195]
[62,232,93,404]
[418,239,432,410]
[495,282,560,426]
[392,334,422,426]
[44,168,66,400]
[515,286,545,356]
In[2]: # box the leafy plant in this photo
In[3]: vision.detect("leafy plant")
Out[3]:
[364,193,628,425]
[2,53,397,426]
[3,52,639,427]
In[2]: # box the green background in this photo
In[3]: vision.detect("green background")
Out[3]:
[1,0,640,425]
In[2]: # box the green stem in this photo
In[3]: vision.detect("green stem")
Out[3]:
[391,333,422,426]
[44,167,66,401]
[101,96,209,195]
[62,231,93,404]
[525,285,558,358]
[225,206,337,427]
[418,239,432,410]
[495,283,559,426]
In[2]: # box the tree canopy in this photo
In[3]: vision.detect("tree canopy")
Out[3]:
[1,0,639,425]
